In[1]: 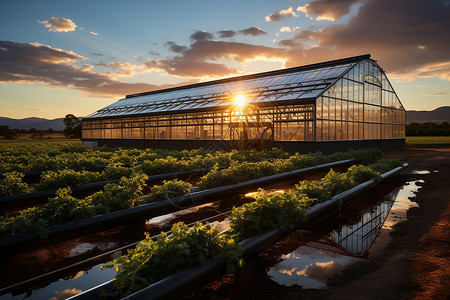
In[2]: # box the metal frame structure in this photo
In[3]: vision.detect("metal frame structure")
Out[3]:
[82,54,406,151]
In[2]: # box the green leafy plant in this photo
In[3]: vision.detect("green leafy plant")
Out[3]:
[102,222,243,298]
[0,171,29,196]
[229,189,316,240]
[143,179,191,203]
[294,180,331,202]
[0,173,148,237]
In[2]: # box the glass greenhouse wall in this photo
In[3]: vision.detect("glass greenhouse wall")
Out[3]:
[82,54,406,152]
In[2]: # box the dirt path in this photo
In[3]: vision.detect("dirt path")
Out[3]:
[187,149,450,300]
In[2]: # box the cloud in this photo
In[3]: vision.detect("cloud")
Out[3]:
[280,26,291,33]
[297,0,361,21]
[144,40,288,78]
[280,0,450,81]
[96,61,144,73]
[49,288,82,300]
[265,7,298,22]
[0,40,167,97]
[424,92,450,96]
[145,57,238,78]
[90,31,98,36]
[165,41,188,53]
[190,30,214,42]
[218,30,237,38]
[297,261,344,282]
[239,27,267,36]
[38,17,77,32]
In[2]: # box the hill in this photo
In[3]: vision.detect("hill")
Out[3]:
[0,117,65,131]
[406,106,450,124]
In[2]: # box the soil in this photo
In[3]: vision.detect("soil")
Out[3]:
[186,148,450,300]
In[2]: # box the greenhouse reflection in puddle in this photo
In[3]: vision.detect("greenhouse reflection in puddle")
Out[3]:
[268,178,421,288]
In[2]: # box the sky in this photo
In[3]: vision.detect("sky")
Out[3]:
[0,0,449,119]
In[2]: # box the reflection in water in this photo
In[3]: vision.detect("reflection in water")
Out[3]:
[1,178,424,298]
[268,179,422,289]
[67,242,118,258]
[245,189,286,198]
[0,265,116,300]
[268,246,363,288]
[49,288,82,300]
[146,203,215,226]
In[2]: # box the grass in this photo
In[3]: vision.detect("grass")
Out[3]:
[406,136,450,148]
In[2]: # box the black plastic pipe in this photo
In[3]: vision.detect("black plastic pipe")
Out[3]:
[68,163,407,300]
[0,160,352,254]
[0,168,212,210]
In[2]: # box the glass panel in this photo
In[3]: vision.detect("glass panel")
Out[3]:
[336,100,342,120]
[322,120,329,141]
[341,122,347,140]
[316,97,323,119]
[112,128,121,139]
[132,128,144,139]
[348,122,353,140]
[334,79,342,99]
[316,120,322,141]
[336,121,342,140]
[342,100,348,120]
[172,126,186,139]
[306,121,314,141]
[323,97,329,119]
[358,122,364,140]
[82,130,92,139]
[329,99,336,120]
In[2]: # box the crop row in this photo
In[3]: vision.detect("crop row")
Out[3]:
[0,141,289,173]
[0,148,381,197]
[0,148,289,196]
[103,159,404,298]
[0,174,191,237]
[0,148,382,237]
[405,136,450,148]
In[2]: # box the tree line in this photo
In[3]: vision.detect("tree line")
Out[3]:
[406,122,450,136]
[0,114,81,140]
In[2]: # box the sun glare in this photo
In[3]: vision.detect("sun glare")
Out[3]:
[234,94,247,108]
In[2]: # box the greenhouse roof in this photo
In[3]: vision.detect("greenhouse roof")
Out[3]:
[85,54,371,119]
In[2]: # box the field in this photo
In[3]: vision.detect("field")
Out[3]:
[406,136,450,148]
[0,141,448,299]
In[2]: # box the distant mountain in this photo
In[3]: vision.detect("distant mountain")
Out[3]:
[0,117,65,130]
[406,106,450,124]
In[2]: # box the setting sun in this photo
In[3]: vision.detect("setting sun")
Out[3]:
[234,94,248,108]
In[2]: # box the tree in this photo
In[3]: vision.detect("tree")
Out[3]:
[0,125,10,137]
[64,114,81,138]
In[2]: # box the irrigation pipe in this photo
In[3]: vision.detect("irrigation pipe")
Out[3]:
[0,168,212,210]
[0,209,232,295]
[69,163,407,300]
[0,160,351,253]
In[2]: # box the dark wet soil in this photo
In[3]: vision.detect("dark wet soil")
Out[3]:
[186,149,450,300]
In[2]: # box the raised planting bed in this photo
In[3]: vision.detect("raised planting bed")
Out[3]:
[69,161,407,300]
[0,168,212,211]
[0,159,352,254]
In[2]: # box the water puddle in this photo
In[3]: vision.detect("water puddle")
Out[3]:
[1,172,424,298]
[146,202,215,226]
[268,177,422,289]
[67,242,118,258]
[0,264,116,300]
[410,170,431,175]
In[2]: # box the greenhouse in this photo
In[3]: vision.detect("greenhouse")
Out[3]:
[82,54,406,152]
